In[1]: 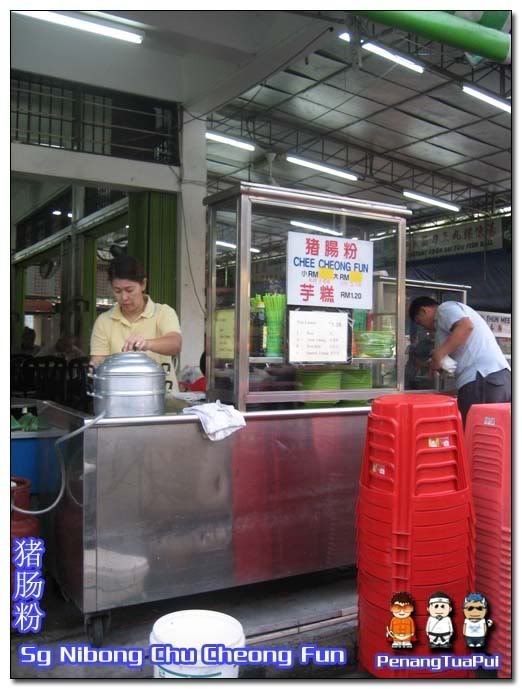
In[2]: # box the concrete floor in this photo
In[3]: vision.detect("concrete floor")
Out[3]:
[11,567,368,680]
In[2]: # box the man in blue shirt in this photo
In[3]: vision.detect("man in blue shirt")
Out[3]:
[409,297,511,425]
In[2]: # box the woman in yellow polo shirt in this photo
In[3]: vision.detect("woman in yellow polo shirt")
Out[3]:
[90,255,182,391]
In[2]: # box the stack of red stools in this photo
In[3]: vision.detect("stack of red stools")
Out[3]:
[465,403,511,679]
[357,394,475,679]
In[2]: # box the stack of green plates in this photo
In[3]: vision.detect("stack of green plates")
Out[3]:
[296,369,342,408]
[338,367,372,407]
[352,309,368,332]
[354,331,395,358]
[341,368,372,388]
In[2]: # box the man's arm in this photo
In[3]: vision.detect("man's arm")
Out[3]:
[431,317,473,370]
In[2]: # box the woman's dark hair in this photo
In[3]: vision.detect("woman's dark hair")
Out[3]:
[108,255,146,283]
[408,296,439,322]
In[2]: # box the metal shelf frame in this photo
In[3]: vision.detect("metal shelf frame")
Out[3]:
[205,183,411,411]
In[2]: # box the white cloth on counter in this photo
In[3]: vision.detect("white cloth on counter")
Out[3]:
[182,401,246,441]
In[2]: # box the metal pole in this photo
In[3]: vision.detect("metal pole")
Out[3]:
[352,10,511,63]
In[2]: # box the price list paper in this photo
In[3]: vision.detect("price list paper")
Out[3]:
[289,310,349,363]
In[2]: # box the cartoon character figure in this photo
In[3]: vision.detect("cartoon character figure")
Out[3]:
[386,592,416,649]
[426,592,454,649]
[463,593,493,648]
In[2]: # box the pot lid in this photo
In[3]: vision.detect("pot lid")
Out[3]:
[95,352,165,376]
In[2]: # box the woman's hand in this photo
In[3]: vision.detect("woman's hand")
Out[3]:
[122,335,149,352]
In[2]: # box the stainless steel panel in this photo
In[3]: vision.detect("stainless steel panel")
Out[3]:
[82,425,98,613]
[230,411,367,583]
[45,404,368,615]
[94,420,234,610]
[37,403,89,612]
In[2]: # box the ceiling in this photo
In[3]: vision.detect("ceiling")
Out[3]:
[202,11,511,225]
[11,10,512,228]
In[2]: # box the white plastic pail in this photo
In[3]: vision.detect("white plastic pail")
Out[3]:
[149,609,245,679]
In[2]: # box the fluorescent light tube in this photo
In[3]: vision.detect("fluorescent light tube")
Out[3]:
[290,220,343,237]
[371,230,396,242]
[462,84,511,114]
[362,42,424,73]
[13,11,144,44]
[52,210,62,216]
[216,241,260,253]
[206,132,255,151]
[286,155,357,181]
[340,32,424,74]
[403,190,460,212]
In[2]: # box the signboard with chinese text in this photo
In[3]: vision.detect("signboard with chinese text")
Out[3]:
[288,310,350,363]
[406,218,503,261]
[286,231,374,310]
[477,311,511,339]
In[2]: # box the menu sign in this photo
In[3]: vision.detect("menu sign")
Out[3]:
[477,311,511,338]
[288,310,349,363]
[286,232,373,310]
[213,308,235,359]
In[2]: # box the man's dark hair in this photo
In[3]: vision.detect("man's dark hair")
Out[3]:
[391,591,414,607]
[409,296,439,322]
[108,255,146,283]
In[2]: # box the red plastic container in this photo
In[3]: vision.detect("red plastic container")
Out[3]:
[10,477,31,519]
[11,477,40,593]
[465,403,511,679]
[357,394,475,678]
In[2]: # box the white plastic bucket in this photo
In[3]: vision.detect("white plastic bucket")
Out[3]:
[149,609,245,679]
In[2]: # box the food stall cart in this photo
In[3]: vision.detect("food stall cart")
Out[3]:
[41,184,469,644]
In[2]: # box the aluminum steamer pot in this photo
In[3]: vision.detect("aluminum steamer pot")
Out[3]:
[88,352,170,418]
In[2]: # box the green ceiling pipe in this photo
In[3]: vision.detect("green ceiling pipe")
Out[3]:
[352,10,511,64]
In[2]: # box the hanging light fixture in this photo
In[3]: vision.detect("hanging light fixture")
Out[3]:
[13,11,144,44]
[205,132,255,151]
[462,84,511,114]
[286,155,357,181]
[216,241,260,253]
[339,32,424,73]
[403,190,460,212]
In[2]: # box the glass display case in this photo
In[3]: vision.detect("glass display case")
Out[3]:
[204,183,413,411]
[374,277,471,393]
